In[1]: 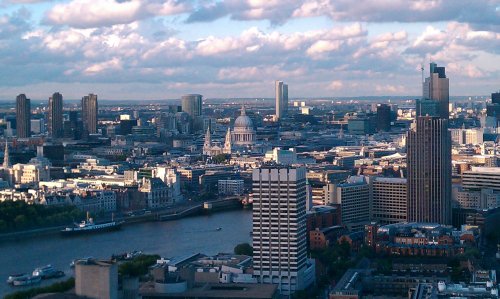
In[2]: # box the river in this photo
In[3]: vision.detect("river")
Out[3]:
[0,209,253,296]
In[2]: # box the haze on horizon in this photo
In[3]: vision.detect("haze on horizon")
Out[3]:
[0,0,499,100]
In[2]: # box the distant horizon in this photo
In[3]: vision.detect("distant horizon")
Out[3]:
[0,95,490,104]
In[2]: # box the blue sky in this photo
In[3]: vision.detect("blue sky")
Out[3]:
[0,0,499,100]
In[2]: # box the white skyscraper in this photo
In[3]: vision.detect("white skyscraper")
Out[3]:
[252,166,315,295]
[275,80,288,119]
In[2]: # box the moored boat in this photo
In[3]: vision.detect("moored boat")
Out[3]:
[32,265,55,278]
[12,275,41,286]
[61,213,123,236]
[6,273,29,285]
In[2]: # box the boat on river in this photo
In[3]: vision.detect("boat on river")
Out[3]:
[6,273,29,285]
[12,275,41,286]
[32,265,64,279]
[61,213,123,236]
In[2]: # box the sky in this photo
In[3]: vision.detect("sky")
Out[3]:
[0,0,499,100]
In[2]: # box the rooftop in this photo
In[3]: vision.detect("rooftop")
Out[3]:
[140,283,278,298]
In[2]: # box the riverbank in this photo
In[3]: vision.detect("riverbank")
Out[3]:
[0,209,253,296]
[0,198,244,242]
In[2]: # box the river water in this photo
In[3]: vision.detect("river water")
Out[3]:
[0,209,253,296]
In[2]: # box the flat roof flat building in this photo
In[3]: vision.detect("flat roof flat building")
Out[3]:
[407,117,451,225]
[48,92,63,138]
[16,94,31,138]
[81,94,98,135]
[370,177,407,225]
[252,166,315,294]
[75,259,118,299]
[275,81,288,120]
[181,94,203,118]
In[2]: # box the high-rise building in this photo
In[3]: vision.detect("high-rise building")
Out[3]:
[252,166,315,294]
[376,104,391,131]
[422,62,449,119]
[331,176,370,231]
[16,94,31,138]
[275,81,288,119]
[407,116,452,224]
[81,94,98,135]
[370,177,407,225]
[181,94,203,117]
[48,92,63,138]
[492,92,500,104]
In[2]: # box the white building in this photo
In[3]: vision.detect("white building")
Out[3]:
[12,157,51,186]
[450,128,484,145]
[252,166,315,295]
[453,187,500,210]
[264,147,297,165]
[462,167,500,191]
[218,179,244,196]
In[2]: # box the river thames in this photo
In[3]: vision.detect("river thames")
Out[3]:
[0,209,252,296]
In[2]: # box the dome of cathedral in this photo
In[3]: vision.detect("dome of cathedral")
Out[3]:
[234,106,253,129]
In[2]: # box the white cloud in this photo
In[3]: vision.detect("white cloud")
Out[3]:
[327,80,343,90]
[43,0,190,28]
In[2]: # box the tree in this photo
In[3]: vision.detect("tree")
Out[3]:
[213,154,230,164]
[234,243,253,256]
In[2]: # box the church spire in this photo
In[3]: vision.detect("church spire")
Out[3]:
[241,105,246,116]
[203,127,212,155]
[3,141,10,168]
[224,127,232,154]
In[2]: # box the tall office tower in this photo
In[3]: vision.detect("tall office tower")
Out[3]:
[370,177,407,225]
[16,94,31,138]
[275,81,288,119]
[422,62,449,119]
[81,94,98,135]
[181,94,203,117]
[376,104,391,131]
[492,92,500,104]
[48,92,63,138]
[252,166,314,294]
[407,116,452,224]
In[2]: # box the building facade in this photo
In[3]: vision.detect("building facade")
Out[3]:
[275,81,288,120]
[181,94,203,118]
[252,166,314,294]
[48,92,63,138]
[82,93,98,135]
[422,62,449,119]
[16,94,31,138]
[370,177,407,225]
[407,117,452,224]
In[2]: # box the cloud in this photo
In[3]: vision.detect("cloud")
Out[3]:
[1,1,499,99]
[0,8,31,39]
[327,80,343,90]
[43,0,191,28]
[184,0,500,27]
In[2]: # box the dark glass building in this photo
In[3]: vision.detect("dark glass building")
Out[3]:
[48,92,64,138]
[376,104,391,131]
[81,94,98,135]
[407,116,452,224]
[16,94,31,138]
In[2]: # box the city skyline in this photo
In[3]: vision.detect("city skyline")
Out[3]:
[0,1,499,100]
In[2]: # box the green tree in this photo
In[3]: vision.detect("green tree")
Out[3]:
[213,154,230,164]
[118,255,160,277]
[234,243,253,256]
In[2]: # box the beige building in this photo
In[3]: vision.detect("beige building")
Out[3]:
[75,259,118,299]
